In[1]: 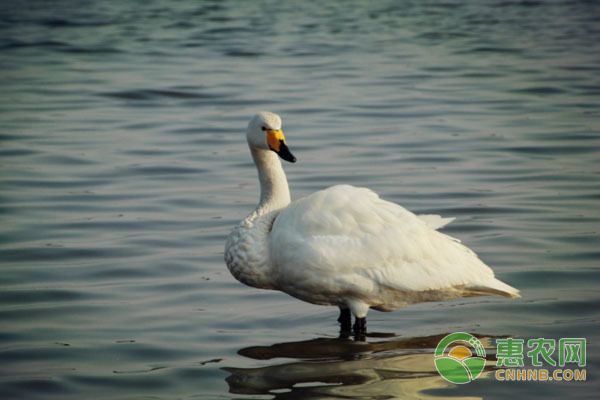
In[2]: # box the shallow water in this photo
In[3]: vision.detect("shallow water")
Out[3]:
[1,0,599,399]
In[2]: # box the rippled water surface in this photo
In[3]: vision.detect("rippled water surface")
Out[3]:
[1,1,599,399]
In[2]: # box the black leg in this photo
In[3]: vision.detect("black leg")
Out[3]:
[353,317,367,341]
[337,308,352,337]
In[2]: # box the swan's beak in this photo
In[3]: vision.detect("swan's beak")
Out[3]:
[267,129,296,163]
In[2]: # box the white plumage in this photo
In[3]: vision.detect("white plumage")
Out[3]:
[225,112,519,332]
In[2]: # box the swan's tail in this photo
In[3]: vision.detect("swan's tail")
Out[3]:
[467,278,521,299]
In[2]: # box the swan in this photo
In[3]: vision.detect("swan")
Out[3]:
[225,111,520,339]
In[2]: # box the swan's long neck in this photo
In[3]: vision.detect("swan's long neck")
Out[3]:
[224,147,290,290]
[251,147,291,216]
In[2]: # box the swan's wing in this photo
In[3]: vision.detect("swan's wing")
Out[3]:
[417,214,461,242]
[270,185,518,301]
[417,214,455,230]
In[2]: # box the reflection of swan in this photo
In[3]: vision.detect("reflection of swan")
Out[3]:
[224,334,494,399]
[225,112,519,338]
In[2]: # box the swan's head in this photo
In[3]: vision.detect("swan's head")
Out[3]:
[247,111,296,163]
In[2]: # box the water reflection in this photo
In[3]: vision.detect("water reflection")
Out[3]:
[225,333,498,399]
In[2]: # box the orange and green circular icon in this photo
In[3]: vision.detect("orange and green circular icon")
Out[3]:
[434,332,487,384]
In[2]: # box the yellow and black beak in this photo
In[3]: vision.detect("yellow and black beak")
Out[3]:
[266,129,296,163]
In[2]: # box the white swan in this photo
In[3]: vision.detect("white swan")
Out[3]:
[225,111,520,338]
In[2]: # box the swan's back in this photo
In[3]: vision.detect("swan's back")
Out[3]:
[270,185,518,309]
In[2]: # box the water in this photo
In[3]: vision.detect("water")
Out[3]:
[1,0,599,398]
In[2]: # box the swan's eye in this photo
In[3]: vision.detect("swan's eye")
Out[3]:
[261,126,267,131]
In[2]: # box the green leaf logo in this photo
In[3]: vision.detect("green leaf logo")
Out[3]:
[434,332,487,384]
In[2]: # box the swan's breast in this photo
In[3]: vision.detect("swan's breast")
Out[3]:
[225,217,278,290]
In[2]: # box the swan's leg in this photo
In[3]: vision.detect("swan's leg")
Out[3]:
[346,299,369,341]
[337,307,352,337]
[353,317,367,341]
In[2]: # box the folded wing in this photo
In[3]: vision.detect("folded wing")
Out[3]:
[270,185,519,305]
